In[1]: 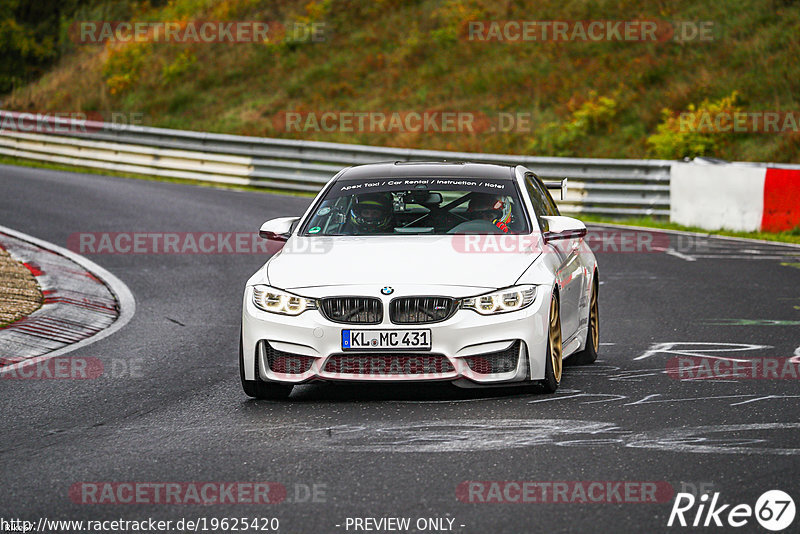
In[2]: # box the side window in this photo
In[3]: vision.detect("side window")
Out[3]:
[526,174,560,217]
[523,174,550,231]
[539,178,562,217]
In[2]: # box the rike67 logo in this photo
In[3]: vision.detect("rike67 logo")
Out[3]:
[668,490,795,531]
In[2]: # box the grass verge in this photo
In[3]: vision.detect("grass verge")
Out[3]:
[579,215,800,245]
[0,155,316,198]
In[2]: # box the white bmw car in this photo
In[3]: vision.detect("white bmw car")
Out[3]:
[240,162,599,399]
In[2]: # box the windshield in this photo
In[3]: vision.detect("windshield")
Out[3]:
[301,176,530,236]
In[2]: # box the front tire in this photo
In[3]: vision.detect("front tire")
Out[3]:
[239,333,293,400]
[539,292,563,393]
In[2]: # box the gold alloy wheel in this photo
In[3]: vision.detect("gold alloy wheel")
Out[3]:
[549,296,563,383]
[589,285,599,353]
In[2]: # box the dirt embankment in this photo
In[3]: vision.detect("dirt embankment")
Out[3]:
[0,246,43,326]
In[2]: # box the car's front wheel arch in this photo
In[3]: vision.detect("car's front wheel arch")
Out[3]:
[569,272,599,365]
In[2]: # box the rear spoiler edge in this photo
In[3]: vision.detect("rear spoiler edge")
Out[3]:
[544,178,568,200]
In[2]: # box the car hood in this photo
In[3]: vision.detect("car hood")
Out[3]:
[265,235,541,290]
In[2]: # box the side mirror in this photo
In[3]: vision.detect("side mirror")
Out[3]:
[541,216,587,242]
[259,217,300,241]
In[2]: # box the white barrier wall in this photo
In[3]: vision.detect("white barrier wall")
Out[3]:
[671,163,766,231]
[671,162,800,232]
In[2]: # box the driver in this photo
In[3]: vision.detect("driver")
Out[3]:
[466,193,512,232]
[349,193,394,233]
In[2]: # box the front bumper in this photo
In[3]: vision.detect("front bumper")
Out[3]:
[241,286,550,385]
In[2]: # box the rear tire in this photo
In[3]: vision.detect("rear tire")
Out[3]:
[571,278,599,365]
[239,333,293,400]
[539,292,563,393]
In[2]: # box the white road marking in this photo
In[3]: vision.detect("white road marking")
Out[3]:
[624,394,661,405]
[729,395,800,406]
[581,394,629,404]
[527,393,629,405]
[526,394,586,404]
[634,342,770,361]
[607,368,668,381]
[691,255,800,260]
[625,394,754,406]
[665,248,696,261]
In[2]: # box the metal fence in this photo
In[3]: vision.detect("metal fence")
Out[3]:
[0,110,673,216]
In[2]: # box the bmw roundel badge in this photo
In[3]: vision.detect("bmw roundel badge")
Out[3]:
[381,287,394,295]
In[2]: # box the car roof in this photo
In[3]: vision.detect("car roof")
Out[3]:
[336,161,517,181]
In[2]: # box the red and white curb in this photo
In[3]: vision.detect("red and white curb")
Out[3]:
[671,162,800,232]
[0,225,135,375]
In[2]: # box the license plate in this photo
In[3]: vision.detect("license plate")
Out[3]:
[342,329,431,350]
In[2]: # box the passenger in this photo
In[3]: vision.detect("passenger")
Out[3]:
[466,193,512,232]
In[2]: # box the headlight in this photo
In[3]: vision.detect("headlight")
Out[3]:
[252,285,317,315]
[461,285,537,315]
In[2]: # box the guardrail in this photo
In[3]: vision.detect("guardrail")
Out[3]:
[0,110,673,216]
